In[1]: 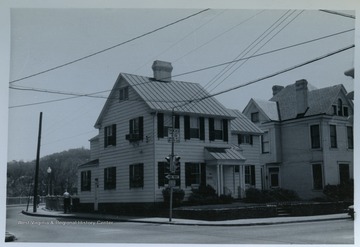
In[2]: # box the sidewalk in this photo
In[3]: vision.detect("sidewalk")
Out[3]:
[21,206,351,227]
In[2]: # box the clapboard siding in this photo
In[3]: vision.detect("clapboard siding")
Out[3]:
[94,78,156,203]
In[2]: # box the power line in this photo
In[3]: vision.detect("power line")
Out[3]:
[8,29,354,108]
[9,8,210,85]
[171,28,354,80]
[198,44,354,101]
[319,10,355,19]
[206,10,298,93]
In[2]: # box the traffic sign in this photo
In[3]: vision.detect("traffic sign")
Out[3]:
[168,179,176,187]
[168,128,180,143]
[165,174,180,180]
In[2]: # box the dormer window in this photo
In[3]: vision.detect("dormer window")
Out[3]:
[337,99,343,116]
[119,86,129,101]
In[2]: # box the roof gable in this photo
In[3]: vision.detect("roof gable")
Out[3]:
[243,98,280,122]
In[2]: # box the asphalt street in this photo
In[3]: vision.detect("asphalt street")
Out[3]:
[6,205,354,244]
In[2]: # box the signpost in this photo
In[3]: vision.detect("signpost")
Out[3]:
[168,128,180,143]
[165,174,180,180]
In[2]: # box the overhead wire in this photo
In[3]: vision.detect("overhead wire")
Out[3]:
[9,8,210,85]
[8,27,354,109]
[205,10,297,93]
[209,10,304,93]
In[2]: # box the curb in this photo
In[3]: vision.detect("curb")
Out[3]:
[21,210,351,227]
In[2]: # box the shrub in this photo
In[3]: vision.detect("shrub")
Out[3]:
[323,179,354,202]
[245,188,300,203]
[162,188,185,206]
[188,185,218,205]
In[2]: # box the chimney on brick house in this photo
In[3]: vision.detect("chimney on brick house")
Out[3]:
[152,60,173,82]
[295,79,308,115]
[272,85,284,96]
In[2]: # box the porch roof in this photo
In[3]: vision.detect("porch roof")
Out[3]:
[204,147,246,166]
[78,159,99,169]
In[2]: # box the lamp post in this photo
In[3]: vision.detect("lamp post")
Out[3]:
[47,167,52,196]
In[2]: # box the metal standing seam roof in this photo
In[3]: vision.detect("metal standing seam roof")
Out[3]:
[78,159,99,168]
[205,147,246,161]
[122,73,234,118]
[228,109,264,134]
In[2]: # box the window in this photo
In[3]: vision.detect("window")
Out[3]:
[251,112,259,123]
[158,162,180,187]
[185,163,206,187]
[337,99,343,116]
[339,164,350,184]
[332,105,337,115]
[119,86,129,101]
[312,164,323,190]
[234,166,240,173]
[343,106,349,117]
[104,167,116,190]
[129,163,144,188]
[104,124,116,147]
[209,118,228,142]
[81,170,91,191]
[157,113,179,138]
[347,126,353,149]
[268,167,280,188]
[184,116,205,140]
[238,134,253,145]
[262,131,270,153]
[310,125,320,149]
[330,125,337,148]
[126,117,143,142]
[245,165,256,186]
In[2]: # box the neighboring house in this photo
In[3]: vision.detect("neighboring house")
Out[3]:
[243,79,354,199]
[78,61,263,212]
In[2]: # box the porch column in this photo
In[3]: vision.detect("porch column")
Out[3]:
[217,165,221,197]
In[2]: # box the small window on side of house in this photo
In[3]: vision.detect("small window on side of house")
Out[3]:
[119,86,129,101]
[251,112,259,123]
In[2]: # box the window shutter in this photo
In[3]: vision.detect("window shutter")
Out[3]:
[175,115,180,129]
[238,134,242,144]
[157,113,164,138]
[158,162,165,187]
[112,124,117,146]
[129,165,133,188]
[129,119,133,134]
[185,163,191,187]
[199,117,205,140]
[209,118,215,141]
[251,165,256,186]
[140,163,144,188]
[200,163,206,187]
[104,168,108,189]
[104,127,107,147]
[250,135,253,145]
[139,117,144,140]
[223,119,228,142]
[184,115,190,140]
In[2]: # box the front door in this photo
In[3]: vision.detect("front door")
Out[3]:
[268,167,280,188]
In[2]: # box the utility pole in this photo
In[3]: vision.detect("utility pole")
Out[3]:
[169,108,175,222]
[33,112,43,213]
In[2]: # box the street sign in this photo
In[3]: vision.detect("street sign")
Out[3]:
[165,174,180,180]
[168,179,176,187]
[168,128,180,143]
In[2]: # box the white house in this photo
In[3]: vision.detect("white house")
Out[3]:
[77,61,263,212]
[243,79,354,199]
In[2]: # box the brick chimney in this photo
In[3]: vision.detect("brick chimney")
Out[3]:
[152,60,173,82]
[295,79,308,115]
[272,85,284,96]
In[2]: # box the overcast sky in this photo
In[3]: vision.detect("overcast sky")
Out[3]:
[2,2,358,162]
